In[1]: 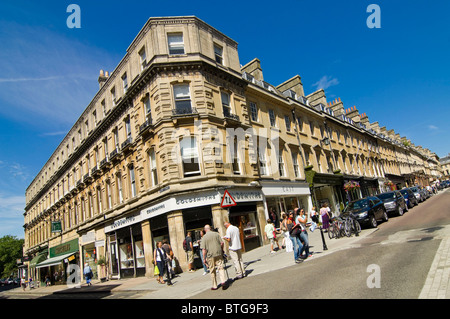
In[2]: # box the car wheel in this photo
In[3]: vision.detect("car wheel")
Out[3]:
[370,216,378,228]
[383,210,389,222]
[398,207,404,216]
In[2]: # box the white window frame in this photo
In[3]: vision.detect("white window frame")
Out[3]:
[180,136,201,177]
[129,165,136,197]
[168,33,185,55]
[214,43,223,65]
[284,115,291,132]
[173,84,192,113]
[149,149,158,187]
[249,101,258,122]
[268,109,276,127]
[139,47,147,70]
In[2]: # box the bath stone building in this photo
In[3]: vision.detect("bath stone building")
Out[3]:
[23,16,307,282]
[23,16,442,283]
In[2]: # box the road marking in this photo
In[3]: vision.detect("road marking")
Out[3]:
[419,236,450,299]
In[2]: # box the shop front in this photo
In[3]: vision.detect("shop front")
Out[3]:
[103,187,266,275]
[261,180,312,226]
[385,173,406,190]
[360,177,379,197]
[306,167,345,215]
[35,239,79,285]
[104,212,145,279]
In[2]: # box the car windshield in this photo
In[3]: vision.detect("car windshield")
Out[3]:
[345,199,368,212]
[377,192,395,200]
[400,190,408,195]
[410,187,418,192]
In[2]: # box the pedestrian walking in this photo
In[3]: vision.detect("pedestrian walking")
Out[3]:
[296,209,311,259]
[83,263,93,286]
[197,230,209,276]
[320,203,331,231]
[264,219,281,253]
[310,206,319,224]
[280,212,293,252]
[162,239,176,279]
[287,211,303,263]
[200,224,229,290]
[45,274,51,287]
[184,232,195,272]
[21,276,27,291]
[223,221,246,279]
[154,241,172,285]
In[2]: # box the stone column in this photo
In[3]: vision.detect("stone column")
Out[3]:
[141,220,154,278]
[211,204,229,237]
[167,210,186,272]
[256,201,268,245]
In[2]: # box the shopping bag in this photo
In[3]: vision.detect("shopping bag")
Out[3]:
[154,265,160,276]
[309,222,317,232]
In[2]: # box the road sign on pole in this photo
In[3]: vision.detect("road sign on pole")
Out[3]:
[221,190,237,208]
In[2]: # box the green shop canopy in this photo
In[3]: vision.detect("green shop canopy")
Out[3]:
[29,252,48,268]
[35,252,75,269]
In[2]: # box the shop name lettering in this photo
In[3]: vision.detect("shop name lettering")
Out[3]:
[111,216,136,229]
[144,204,166,215]
[176,194,217,205]
[55,244,71,255]
[229,191,262,201]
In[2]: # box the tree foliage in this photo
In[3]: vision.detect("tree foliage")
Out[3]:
[0,235,24,278]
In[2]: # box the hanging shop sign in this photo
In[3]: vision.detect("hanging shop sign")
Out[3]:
[51,221,62,233]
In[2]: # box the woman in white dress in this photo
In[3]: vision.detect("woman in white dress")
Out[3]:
[280,212,293,252]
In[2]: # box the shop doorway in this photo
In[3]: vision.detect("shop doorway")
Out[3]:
[229,204,261,252]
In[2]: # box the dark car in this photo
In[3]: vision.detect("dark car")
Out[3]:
[343,196,388,228]
[376,191,408,216]
[399,188,418,208]
[409,186,423,203]
[419,188,429,200]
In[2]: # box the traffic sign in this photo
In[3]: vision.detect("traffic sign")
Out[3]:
[220,190,237,208]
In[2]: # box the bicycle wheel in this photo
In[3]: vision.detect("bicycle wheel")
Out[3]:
[354,219,361,235]
[344,218,352,237]
[328,223,335,239]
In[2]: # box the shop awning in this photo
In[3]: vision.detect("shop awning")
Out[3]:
[35,252,75,269]
[29,252,48,268]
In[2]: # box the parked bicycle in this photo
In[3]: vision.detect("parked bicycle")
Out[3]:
[328,214,361,239]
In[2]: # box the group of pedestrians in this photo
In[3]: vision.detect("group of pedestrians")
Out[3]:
[265,207,318,264]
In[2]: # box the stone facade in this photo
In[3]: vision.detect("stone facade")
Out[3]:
[23,16,443,282]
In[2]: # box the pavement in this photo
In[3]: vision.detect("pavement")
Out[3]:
[1,225,379,299]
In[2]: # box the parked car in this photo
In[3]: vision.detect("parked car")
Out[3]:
[419,188,429,200]
[409,186,423,203]
[399,188,418,208]
[376,191,408,216]
[343,196,388,228]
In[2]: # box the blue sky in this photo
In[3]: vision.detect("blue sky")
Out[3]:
[1,0,449,238]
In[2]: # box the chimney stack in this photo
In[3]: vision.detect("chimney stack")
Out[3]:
[98,69,109,89]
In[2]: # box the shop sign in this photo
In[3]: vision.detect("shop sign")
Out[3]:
[51,221,62,233]
[105,212,142,233]
[228,189,263,202]
[261,182,311,196]
[49,238,79,258]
